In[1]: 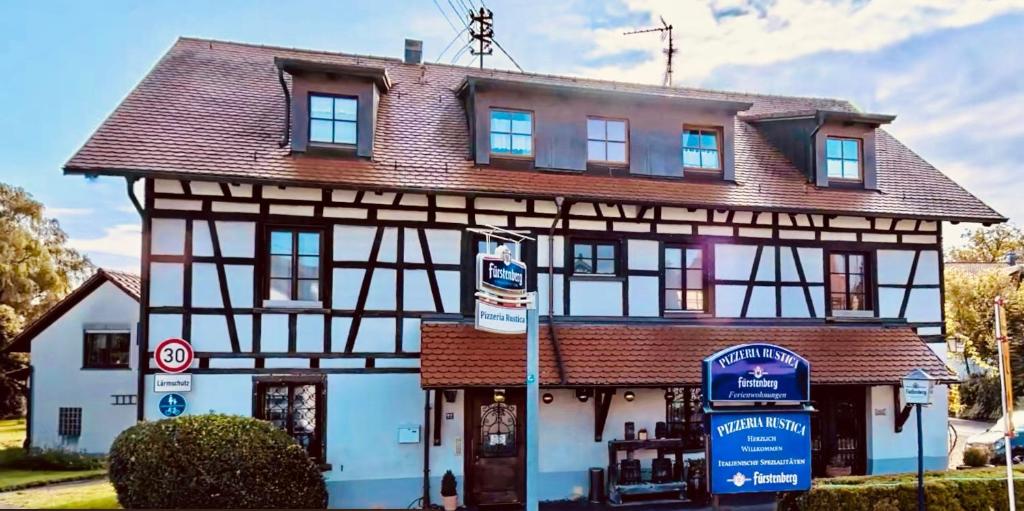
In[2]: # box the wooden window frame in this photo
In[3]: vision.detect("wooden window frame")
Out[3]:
[682,125,724,174]
[662,244,709,313]
[825,136,863,183]
[253,376,327,465]
[569,239,619,277]
[308,93,358,147]
[586,116,629,165]
[82,330,131,370]
[264,226,325,304]
[666,387,705,450]
[489,108,535,159]
[826,250,872,314]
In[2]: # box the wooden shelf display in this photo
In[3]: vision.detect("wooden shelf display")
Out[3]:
[606,438,691,505]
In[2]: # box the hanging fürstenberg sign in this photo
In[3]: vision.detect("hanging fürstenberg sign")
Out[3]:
[475,247,528,334]
[703,343,810,403]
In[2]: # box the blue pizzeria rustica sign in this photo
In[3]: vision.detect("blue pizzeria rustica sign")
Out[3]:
[158,393,187,418]
[707,410,812,494]
[477,254,527,294]
[703,343,810,403]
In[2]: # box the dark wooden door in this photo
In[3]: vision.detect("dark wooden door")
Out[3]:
[465,388,525,506]
[811,385,866,477]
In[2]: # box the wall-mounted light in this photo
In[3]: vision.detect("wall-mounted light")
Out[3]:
[624,391,636,402]
[493,389,506,403]
[542,393,554,404]
[443,390,458,403]
[576,388,591,403]
[664,389,675,402]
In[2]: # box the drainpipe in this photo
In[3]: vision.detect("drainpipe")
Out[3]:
[548,197,567,384]
[422,389,431,509]
[125,177,143,216]
[277,67,292,148]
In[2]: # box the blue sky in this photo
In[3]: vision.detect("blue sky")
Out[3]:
[1,0,1022,270]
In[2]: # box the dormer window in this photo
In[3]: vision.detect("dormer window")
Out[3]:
[490,109,533,157]
[826,137,861,181]
[309,94,357,145]
[682,127,722,172]
[587,117,628,164]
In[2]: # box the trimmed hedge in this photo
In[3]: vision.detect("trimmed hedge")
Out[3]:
[108,414,327,509]
[780,468,1024,511]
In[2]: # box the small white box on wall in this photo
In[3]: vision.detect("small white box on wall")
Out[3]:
[398,426,421,444]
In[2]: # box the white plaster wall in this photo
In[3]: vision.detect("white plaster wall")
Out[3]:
[569,280,623,316]
[865,385,949,473]
[31,282,139,453]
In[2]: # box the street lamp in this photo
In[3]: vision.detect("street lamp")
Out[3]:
[901,368,936,511]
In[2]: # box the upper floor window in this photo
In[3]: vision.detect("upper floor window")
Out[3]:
[309,94,357,145]
[682,127,722,171]
[572,241,616,275]
[255,379,325,463]
[83,331,130,369]
[268,229,322,303]
[664,246,706,312]
[490,109,533,157]
[826,137,861,181]
[829,252,870,312]
[587,117,627,163]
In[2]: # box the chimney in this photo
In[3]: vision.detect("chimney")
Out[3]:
[404,39,423,65]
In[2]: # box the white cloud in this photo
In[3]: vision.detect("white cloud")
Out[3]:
[69,223,141,260]
[46,206,93,218]
[574,0,1024,83]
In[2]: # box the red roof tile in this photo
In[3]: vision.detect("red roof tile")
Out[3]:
[419,322,953,387]
[65,37,1003,223]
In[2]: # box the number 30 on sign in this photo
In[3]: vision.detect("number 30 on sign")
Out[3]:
[154,338,194,374]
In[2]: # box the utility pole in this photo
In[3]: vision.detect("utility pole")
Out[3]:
[469,7,494,69]
[623,16,677,86]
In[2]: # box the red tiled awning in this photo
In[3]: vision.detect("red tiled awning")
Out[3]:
[419,322,954,388]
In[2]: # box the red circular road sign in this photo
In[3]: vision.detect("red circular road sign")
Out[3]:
[153,338,194,374]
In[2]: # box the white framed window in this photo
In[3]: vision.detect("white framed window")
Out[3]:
[490,109,533,156]
[587,117,627,163]
[309,94,357,145]
[826,137,861,181]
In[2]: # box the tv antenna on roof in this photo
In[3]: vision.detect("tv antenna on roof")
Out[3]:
[623,16,676,87]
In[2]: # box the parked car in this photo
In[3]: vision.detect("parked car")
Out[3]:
[966,411,1024,463]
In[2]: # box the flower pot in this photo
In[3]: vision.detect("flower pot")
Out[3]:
[443,495,458,511]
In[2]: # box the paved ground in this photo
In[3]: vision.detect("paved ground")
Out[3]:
[0,477,116,509]
[949,417,995,468]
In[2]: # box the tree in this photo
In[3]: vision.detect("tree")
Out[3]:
[945,268,1024,363]
[947,223,1024,263]
[0,183,91,416]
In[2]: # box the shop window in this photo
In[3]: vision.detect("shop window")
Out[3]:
[267,228,322,303]
[83,331,130,369]
[255,379,325,463]
[666,388,703,449]
[58,407,82,438]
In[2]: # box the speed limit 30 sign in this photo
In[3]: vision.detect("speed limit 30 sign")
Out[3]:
[154,338,194,374]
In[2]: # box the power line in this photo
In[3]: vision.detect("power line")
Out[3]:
[447,0,469,26]
[431,0,461,34]
[450,43,472,64]
[435,24,470,62]
[491,37,523,72]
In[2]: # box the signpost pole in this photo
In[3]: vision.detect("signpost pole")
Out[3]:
[525,292,539,511]
[916,404,924,511]
[994,297,1017,511]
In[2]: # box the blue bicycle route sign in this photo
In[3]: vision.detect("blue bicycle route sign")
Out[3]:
[703,343,810,403]
[158,393,187,418]
[707,410,812,494]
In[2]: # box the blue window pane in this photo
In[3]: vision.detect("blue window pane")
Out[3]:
[683,131,701,148]
[842,139,858,158]
[270,255,292,278]
[510,114,532,135]
[701,149,720,169]
[297,232,319,255]
[596,244,615,258]
[490,115,511,134]
[587,118,605,140]
[334,98,357,121]
[310,119,333,143]
[574,244,592,259]
[606,120,627,142]
[511,134,531,155]
[334,121,356,144]
[701,133,718,150]
[588,140,605,161]
[683,148,701,167]
[297,256,319,279]
[491,133,511,153]
[843,160,860,179]
[826,138,843,158]
[270,231,292,254]
[827,158,843,177]
[664,248,682,268]
[310,96,333,119]
[607,141,626,162]
[686,249,703,269]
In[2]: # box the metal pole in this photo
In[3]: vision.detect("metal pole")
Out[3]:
[916,404,924,511]
[995,299,1017,511]
[526,292,539,511]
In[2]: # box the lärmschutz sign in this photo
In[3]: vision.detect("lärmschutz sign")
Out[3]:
[707,410,812,494]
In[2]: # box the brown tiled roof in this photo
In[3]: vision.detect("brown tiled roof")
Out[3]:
[65,37,1003,222]
[7,269,140,353]
[419,322,954,387]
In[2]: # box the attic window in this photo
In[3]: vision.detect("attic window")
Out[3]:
[490,109,533,157]
[309,94,357,145]
[682,127,722,172]
[826,137,861,181]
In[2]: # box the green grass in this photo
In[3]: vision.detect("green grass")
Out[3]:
[0,419,25,449]
[0,468,107,491]
[0,479,120,509]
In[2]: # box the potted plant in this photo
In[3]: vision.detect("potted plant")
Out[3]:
[441,470,458,511]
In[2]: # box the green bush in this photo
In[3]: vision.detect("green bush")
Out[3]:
[780,467,1024,511]
[948,384,964,417]
[963,446,990,467]
[108,414,327,509]
[6,447,104,471]
[959,373,1003,420]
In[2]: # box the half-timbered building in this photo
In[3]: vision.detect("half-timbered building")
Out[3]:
[63,37,1003,508]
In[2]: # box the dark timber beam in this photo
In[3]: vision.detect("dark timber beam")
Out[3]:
[594,388,615,442]
[433,389,443,446]
[894,384,913,433]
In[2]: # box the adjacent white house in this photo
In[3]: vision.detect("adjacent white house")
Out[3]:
[11,269,140,454]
